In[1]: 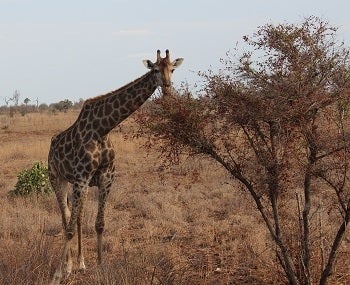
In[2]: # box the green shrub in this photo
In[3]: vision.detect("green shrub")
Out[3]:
[9,162,53,196]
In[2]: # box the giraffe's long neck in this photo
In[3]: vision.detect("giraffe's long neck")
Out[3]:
[75,70,158,138]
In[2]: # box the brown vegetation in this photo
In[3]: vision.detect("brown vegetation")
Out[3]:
[0,111,279,285]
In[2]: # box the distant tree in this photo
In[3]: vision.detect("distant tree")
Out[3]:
[136,17,350,285]
[38,103,49,112]
[4,90,20,117]
[24,98,30,106]
[20,98,31,115]
[4,97,10,107]
[12,90,20,106]
[52,99,73,112]
[73,98,85,109]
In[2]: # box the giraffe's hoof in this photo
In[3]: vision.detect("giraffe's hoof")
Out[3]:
[79,267,87,274]
[79,260,86,274]
[50,274,62,285]
[65,261,73,277]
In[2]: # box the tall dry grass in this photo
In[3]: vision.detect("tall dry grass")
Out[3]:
[0,111,349,284]
[0,111,77,192]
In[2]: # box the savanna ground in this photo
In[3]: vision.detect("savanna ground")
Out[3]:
[0,110,349,285]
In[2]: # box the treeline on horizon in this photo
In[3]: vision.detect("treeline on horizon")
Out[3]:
[0,97,85,116]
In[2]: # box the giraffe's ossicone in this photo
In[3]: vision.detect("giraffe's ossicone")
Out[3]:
[49,50,183,285]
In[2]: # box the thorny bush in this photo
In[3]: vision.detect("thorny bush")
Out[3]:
[136,17,350,285]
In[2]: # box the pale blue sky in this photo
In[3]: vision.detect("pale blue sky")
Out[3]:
[1,0,350,104]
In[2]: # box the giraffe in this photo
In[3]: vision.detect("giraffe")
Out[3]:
[49,49,183,285]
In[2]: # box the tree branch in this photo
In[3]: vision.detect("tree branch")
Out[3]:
[319,200,350,285]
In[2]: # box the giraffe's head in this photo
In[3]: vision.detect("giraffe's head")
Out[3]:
[143,49,184,96]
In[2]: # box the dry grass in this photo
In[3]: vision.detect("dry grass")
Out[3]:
[0,111,349,284]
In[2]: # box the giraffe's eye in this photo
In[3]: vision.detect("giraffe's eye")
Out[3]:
[171,69,175,73]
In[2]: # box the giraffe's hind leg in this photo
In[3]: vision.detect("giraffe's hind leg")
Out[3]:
[50,177,73,284]
[77,190,87,272]
[51,181,86,285]
[95,174,114,264]
[57,181,74,274]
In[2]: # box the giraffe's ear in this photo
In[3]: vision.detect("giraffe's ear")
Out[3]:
[172,58,184,69]
[143,60,154,69]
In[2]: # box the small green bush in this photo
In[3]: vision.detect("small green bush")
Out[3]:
[9,162,53,196]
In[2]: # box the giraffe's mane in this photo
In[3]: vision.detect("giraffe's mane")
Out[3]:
[83,70,154,105]
[61,70,155,134]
